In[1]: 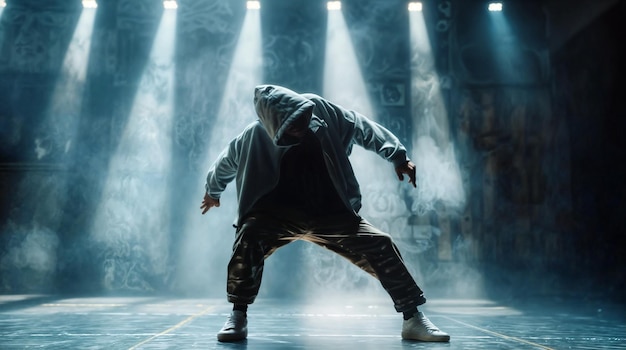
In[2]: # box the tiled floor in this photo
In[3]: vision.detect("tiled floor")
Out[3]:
[0,294,624,349]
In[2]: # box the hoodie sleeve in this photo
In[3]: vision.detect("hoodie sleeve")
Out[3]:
[350,110,409,167]
[205,133,242,199]
[307,95,410,167]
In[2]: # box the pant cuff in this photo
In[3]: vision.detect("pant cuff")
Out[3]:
[395,295,427,312]
[227,294,256,305]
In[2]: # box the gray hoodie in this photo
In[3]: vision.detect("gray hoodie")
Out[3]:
[205,84,410,222]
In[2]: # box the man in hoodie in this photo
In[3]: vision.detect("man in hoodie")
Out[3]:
[201,84,450,343]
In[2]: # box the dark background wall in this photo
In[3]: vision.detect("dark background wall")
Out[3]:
[0,0,624,303]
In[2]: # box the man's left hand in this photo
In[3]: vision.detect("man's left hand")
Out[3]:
[395,161,416,188]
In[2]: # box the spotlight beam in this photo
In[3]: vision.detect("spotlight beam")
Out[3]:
[175,6,263,294]
[323,8,373,117]
[89,10,178,291]
[408,8,465,214]
[322,2,399,264]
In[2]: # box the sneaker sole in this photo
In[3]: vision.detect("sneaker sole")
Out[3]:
[402,333,450,342]
[217,331,248,342]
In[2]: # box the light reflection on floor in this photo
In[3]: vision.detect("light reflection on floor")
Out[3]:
[0,295,624,349]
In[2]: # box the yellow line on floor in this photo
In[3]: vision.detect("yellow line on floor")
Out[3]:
[443,316,555,350]
[128,305,214,350]
[43,303,126,307]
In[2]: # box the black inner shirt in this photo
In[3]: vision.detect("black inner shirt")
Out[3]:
[254,130,349,217]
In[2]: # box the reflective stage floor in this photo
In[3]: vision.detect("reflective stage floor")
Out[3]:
[1,295,624,349]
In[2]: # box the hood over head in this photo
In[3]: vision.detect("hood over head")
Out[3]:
[254,84,315,146]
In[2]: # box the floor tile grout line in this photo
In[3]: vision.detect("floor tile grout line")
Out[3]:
[127,305,214,350]
[442,316,556,350]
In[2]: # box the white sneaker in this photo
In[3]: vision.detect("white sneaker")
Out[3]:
[401,312,450,342]
[217,310,248,342]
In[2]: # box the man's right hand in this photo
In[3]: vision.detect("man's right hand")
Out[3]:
[201,193,220,214]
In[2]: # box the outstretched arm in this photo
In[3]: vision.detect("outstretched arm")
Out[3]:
[302,95,415,188]
[202,134,243,214]
[347,108,417,188]
[312,96,409,166]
